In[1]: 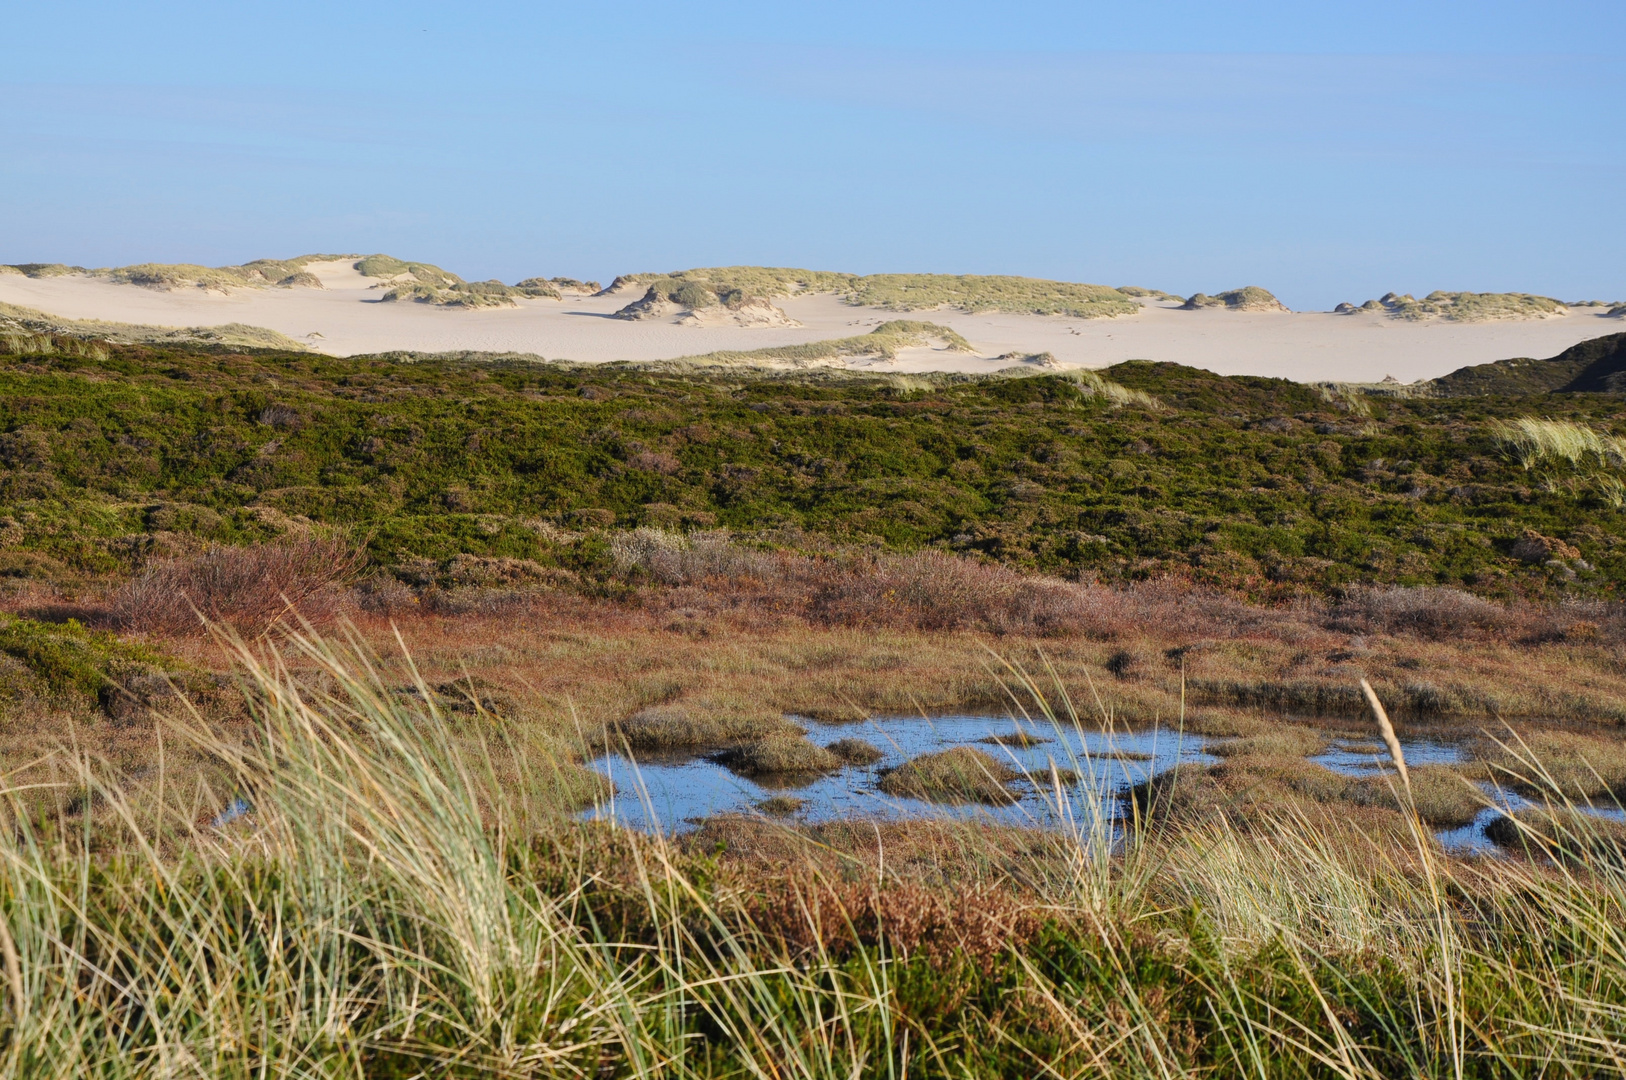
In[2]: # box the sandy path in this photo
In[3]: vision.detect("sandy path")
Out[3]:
[2,259,1619,382]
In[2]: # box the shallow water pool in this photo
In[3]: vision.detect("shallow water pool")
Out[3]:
[586,720,1624,854]
[585,714,1215,833]
[1312,737,1625,853]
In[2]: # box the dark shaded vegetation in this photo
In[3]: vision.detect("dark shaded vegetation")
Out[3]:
[1428,332,1626,396]
[4,335,1626,602]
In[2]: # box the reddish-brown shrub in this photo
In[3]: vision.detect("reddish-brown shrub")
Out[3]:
[1329,585,1515,641]
[747,877,1041,967]
[109,538,361,636]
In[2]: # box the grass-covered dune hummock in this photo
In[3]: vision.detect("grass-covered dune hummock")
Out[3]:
[609,266,1144,319]
[1425,332,1626,396]
[1,300,312,351]
[1344,290,1570,322]
[99,254,359,291]
[1180,286,1289,312]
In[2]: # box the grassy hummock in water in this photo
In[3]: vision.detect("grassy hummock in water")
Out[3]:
[879,746,1022,805]
[613,704,803,751]
[1137,753,1489,829]
[1487,805,1626,864]
[825,737,884,765]
[755,794,804,815]
[980,730,1051,748]
[711,736,843,778]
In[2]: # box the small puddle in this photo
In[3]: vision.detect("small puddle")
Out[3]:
[1312,737,1625,853]
[586,714,1214,833]
[1311,738,1465,774]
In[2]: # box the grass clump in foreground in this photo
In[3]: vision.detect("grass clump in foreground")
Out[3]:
[7,632,1626,1075]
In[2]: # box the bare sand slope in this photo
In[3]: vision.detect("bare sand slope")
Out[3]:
[2,259,1618,382]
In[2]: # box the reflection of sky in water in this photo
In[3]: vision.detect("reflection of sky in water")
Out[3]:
[586,714,1215,833]
[586,720,1626,856]
[1312,738,1464,774]
[1314,739,1625,853]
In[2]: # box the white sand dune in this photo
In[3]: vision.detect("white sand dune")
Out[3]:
[1,259,1618,383]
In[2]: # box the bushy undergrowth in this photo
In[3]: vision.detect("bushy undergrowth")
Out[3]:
[108,537,361,636]
[0,613,172,705]
[3,634,1626,1076]
[3,339,1626,598]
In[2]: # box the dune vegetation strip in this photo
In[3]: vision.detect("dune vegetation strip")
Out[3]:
[3,630,1626,1075]
[356,254,597,308]
[614,266,1145,318]
[0,253,600,309]
[0,300,311,351]
[668,320,974,368]
[1337,290,1571,321]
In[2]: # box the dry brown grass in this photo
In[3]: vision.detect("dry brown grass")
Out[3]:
[1471,729,1626,802]
[108,538,360,636]
[7,559,1626,822]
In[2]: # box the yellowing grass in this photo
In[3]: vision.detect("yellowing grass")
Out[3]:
[1492,416,1626,470]
[1,630,1624,1076]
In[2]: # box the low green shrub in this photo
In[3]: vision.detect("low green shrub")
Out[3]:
[0,613,173,705]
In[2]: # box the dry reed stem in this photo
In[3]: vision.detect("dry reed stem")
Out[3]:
[0,903,20,1023]
[1361,677,1411,792]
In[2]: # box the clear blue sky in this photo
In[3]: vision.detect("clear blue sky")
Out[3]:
[3,1,1622,310]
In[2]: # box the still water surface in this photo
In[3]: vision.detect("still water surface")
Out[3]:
[586,717,1624,855]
